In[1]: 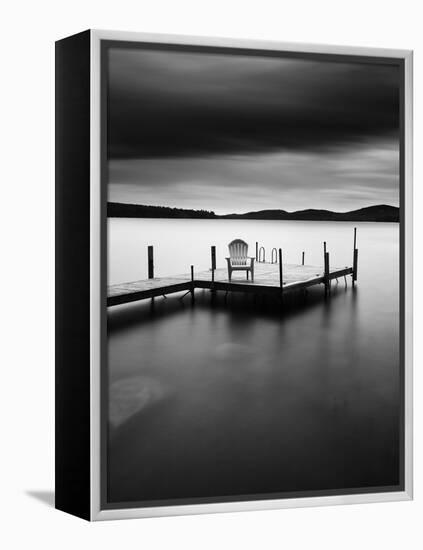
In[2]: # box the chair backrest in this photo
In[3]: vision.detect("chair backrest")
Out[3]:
[228,239,248,265]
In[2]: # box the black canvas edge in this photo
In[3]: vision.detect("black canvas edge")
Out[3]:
[55,29,91,521]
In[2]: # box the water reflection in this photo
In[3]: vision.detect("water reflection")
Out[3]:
[107,280,400,505]
[109,375,168,429]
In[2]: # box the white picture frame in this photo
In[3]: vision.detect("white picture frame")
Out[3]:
[55,29,413,521]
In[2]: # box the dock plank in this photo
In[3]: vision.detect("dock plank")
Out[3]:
[108,277,190,298]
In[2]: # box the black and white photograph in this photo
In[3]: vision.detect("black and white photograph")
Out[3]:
[104,40,405,508]
[3,0,421,543]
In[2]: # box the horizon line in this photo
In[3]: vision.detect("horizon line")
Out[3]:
[107,201,399,216]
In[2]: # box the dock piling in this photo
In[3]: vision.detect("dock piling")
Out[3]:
[191,265,195,299]
[353,249,358,283]
[323,242,329,295]
[278,248,284,306]
[324,251,330,295]
[148,245,154,279]
[255,242,258,261]
[302,251,305,266]
[352,227,358,285]
[211,245,216,284]
[278,248,283,290]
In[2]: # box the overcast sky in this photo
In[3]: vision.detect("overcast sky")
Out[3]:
[107,46,400,214]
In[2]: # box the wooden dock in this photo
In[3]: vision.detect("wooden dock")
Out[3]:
[108,261,354,307]
[108,231,359,307]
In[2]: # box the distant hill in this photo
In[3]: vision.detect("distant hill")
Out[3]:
[107,202,216,219]
[221,204,399,222]
[108,202,399,222]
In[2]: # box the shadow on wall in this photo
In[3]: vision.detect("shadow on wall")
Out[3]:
[26,490,55,508]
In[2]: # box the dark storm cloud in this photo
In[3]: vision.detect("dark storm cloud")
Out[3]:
[108,141,399,213]
[108,47,400,159]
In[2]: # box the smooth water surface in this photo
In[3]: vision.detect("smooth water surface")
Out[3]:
[107,219,400,504]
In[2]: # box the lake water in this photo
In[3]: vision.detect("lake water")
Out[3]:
[107,219,401,505]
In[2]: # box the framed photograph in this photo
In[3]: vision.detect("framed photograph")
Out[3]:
[55,30,413,521]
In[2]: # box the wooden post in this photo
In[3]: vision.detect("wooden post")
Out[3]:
[278,248,283,290]
[353,227,358,285]
[256,242,258,261]
[353,248,358,283]
[211,246,216,283]
[323,242,329,294]
[323,245,329,294]
[148,245,154,279]
[302,251,305,266]
[324,251,330,294]
[190,265,195,299]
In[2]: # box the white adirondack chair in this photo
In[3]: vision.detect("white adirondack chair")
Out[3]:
[226,239,255,282]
